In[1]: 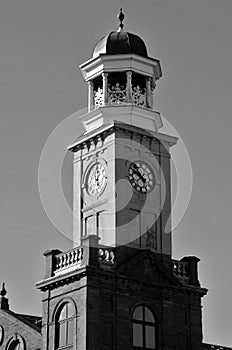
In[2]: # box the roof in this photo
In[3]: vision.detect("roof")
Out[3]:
[15,313,42,331]
[92,30,148,58]
[203,343,232,350]
[1,309,42,333]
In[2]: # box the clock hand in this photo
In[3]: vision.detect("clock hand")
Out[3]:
[132,165,142,177]
[94,167,100,181]
[132,165,146,183]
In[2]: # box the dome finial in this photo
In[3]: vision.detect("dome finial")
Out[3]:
[0,282,7,297]
[117,8,125,31]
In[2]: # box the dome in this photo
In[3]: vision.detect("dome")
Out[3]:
[92,30,148,58]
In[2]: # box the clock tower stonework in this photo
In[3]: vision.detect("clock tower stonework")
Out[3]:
[37,10,207,350]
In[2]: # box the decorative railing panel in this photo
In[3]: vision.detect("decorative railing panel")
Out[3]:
[93,83,147,109]
[108,83,127,105]
[132,85,146,108]
[54,247,83,275]
[94,87,103,108]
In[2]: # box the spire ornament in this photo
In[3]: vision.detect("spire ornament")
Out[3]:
[117,8,125,31]
[0,282,9,310]
[0,282,7,297]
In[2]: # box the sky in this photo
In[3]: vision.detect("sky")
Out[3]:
[0,0,232,346]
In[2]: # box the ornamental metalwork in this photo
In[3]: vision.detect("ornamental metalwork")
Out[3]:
[132,85,146,107]
[108,83,127,105]
[93,83,147,109]
[94,87,104,108]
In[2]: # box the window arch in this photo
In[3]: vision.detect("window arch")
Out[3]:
[132,305,157,349]
[55,302,75,349]
[7,335,25,350]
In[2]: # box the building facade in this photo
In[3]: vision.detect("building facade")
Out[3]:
[0,10,231,350]
[0,284,41,349]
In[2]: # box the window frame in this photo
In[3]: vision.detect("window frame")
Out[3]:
[55,302,76,350]
[6,335,26,350]
[132,305,157,350]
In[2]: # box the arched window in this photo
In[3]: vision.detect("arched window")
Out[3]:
[55,302,75,349]
[7,335,25,350]
[133,305,157,349]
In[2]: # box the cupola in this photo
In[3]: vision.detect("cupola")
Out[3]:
[92,9,148,59]
[79,9,163,132]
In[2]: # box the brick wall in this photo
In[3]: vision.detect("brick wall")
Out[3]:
[0,309,41,349]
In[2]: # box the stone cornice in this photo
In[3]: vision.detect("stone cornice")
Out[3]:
[79,53,162,82]
[68,119,177,152]
[36,266,87,291]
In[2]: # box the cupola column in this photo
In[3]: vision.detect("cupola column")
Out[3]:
[88,81,94,112]
[102,72,109,106]
[126,71,132,103]
[146,77,153,109]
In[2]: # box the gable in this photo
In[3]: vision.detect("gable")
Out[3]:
[116,250,180,287]
[0,309,41,350]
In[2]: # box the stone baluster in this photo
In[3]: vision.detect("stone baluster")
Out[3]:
[70,250,74,264]
[98,248,115,264]
[126,71,132,103]
[102,72,109,106]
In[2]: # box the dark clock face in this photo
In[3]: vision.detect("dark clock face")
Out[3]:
[128,161,154,193]
[87,162,107,196]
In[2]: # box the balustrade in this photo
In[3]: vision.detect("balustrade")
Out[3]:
[54,247,83,275]
[53,246,116,276]
[203,344,232,350]
[98,248,115,264]
[172,260,190,282]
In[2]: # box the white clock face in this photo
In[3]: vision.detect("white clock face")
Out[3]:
[128,161,154,193]
[87,162,107,196]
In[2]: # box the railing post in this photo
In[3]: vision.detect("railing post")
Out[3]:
[102,72,109,106]
[81,234,100,266]
[88,80,94,112]
[43,249,61,278]
[146,77,152,109]
[181,256,200,286]
[126,71,132,103]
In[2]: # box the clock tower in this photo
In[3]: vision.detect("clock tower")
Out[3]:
[37,10,207,350]
[69,9,177,259]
